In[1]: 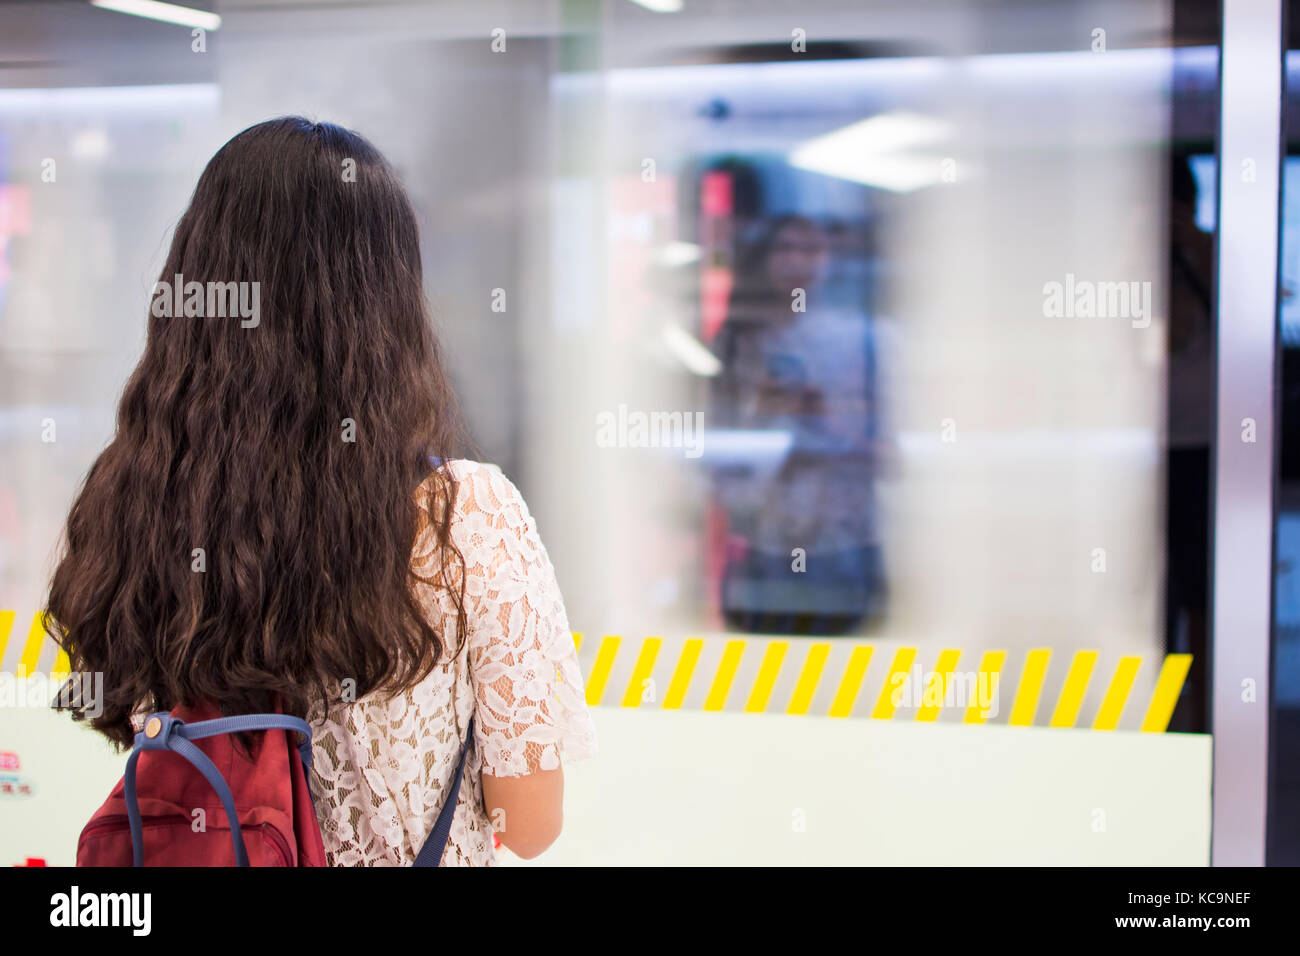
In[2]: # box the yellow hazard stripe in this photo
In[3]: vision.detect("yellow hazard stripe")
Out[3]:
[964,650,1005,724]
[829,645,873,718]
[1009,648,1052,727]
[662,638,703,710]
[0,609,14,667]
[621,637,661,708]
[786,643,830,715]
[0,612,1198,732]
[703,640,745,711]
[871,647,914,719]
[744,641,788,713]
[1093,656,1142,730]
[916,648,962,722]
[584,635,620,706]
[17,612,48,679]
[1049,650,1098,728]
[51,648,72,682]
[1141,653,1193,732]
[4,610,71,680]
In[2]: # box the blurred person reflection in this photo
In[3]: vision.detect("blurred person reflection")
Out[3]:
[711,214,891,635]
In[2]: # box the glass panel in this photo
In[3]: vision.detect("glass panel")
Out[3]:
[0,0,1225,865]
[552,1,1218,735]
[0,10,1217,707]
[1269,0,1300,867]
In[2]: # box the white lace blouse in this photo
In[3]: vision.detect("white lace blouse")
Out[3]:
[305,459,598,866]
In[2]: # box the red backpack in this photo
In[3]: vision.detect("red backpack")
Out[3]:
[76,700,472,867]
[76,701,327,866]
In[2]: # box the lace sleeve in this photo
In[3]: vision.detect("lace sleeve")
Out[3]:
[449,461,598,778]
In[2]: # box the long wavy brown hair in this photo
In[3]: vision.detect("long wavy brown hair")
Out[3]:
[45,116,468,748]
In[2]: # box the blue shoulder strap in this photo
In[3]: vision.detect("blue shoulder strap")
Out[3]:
[125,710,475,868]
[413,716,475,867]
[124,712,314,867]
[412,457,473,865]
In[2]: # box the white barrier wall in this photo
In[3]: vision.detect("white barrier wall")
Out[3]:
[2,704,1210,866]
[503,709,1211,866]
[1,705,127,866]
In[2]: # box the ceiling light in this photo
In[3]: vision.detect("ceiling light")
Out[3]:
[789,111,952,193]
[90,0,221,31]
[627,0,684,11]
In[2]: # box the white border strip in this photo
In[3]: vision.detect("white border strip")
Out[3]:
[1213,0,1283,867]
